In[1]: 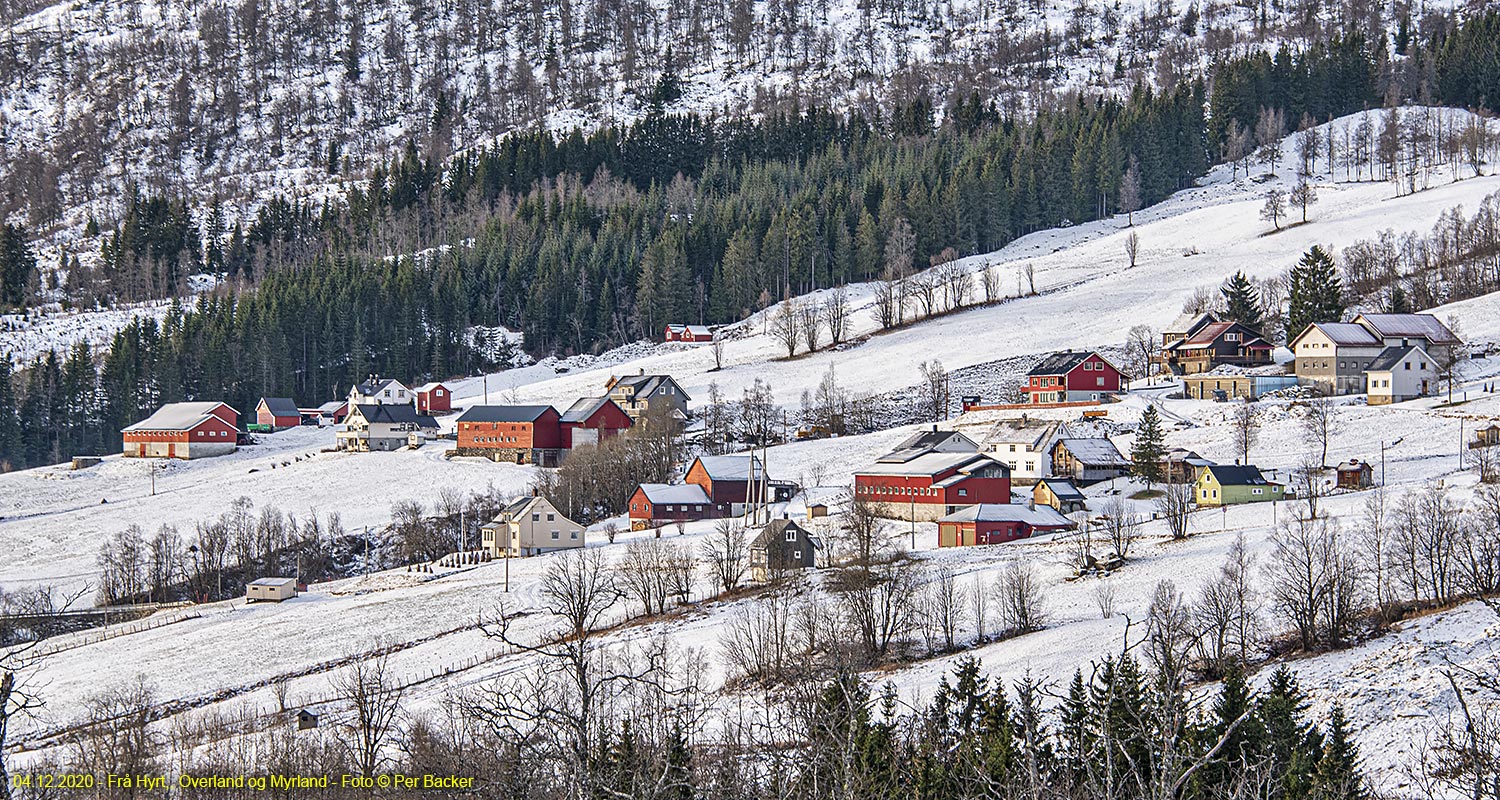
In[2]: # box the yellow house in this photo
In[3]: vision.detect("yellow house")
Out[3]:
[481,496,585,557]
[1195,464,1283,506]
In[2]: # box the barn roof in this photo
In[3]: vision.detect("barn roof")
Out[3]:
[258,397,300,417]
[939,503,1076,528]
[122,402,234,433]
[1355,313,1460,344]
[458,405,556,423]
[1300,322,1381,347]
[692,454,768,481]
[560,396,616,423]
[857,451,1009,478]
[1039,478,1086,501]
[635,483,712,504]
[248,577,297,587]
[879,429,979,463]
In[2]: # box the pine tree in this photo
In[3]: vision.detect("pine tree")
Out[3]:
[1287,245,1345,339]
[1313,704,1365,800]
[1220,271,1263,330]
[1131,405,1166,486]
[1259,666,1323,800]
[0,223,37,308]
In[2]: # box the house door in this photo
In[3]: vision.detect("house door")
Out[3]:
[167,442,176,458]
[1422,379,1429,394]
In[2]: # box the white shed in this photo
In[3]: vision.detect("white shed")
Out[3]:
[247,577,298,603]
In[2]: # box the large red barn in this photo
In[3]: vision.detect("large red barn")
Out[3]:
[122,402,239,460]
[559,397,633,448]
[853,452,1012,521]
[937,504,1076,546]
[455,405,564,465]
[628,484,714,531]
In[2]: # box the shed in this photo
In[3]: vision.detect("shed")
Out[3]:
[246,577,298,603]
[256,398,302,430]
[807,502,829,518]
[296,710,320,730]
[1336,459,1374,490]
[414,382,452,415]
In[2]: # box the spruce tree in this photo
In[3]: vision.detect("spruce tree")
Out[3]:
[1287,245,1345,338]
[1220,271,1263,330]
[1131,405,1166,487]
[1313,704,1365,800]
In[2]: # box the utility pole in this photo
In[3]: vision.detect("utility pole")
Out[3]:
[910,491,916,550]
[1381,440,1386,486]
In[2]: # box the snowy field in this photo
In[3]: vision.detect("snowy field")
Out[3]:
[5,113,1500,795]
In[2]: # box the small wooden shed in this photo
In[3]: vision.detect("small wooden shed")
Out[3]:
[296,709,320,730]
[1335,459,1374,490]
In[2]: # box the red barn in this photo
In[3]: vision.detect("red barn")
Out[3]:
[255,397,301,430]
[664,324,714,343]
[122,402,239,460]
[628,483,714,531]
[414,382,452,415]
[559,396,634,448]
[684,454,796,516]
[1026,351,1125,404]
[853,452,1012,521]
[455,405,564,466]
[937,503,1076,547]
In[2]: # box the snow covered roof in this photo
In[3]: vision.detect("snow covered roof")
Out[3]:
[692,454,769,481]
[1354,313,1460,345]
[857,451,1008,478]
[458,405,555,423]
[1165,310,1218,336]
[666,324,712,337]
[1365,344,1431,373]
[122,402,235,432]
[879,429,980,462]
[413,382,448,393]
[986,418,1063,448]
[560,396,615,423]
[258,397,300,417]
[248,577,296,587]
[635,483,712,504]
[317,400,347,414]
[1039,478,1085,501]
[353,377,407,395]
[939,503,1076,528]
[1304,322,1381,347]
[1055,437,1129,466]
[610,374,691,401]
[1028,351,1095,376]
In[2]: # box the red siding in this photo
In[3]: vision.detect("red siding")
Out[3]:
[561,402,634,448]
[123,414,238,445]
[456,408,562,450]
[627,488,714,522]
[853,473,1011,506]
[417,385,451,414]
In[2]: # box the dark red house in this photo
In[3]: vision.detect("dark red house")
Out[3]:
[1162,321,1274,375]
[663,324,714,343]
[937,504,1076,546]
[414,382,453,415]
[683,454,797,516]
[559,396,634,448]
[455,405,564,465]
[255,397,301,430]
[853,452,1012,521]
[1026,351,1125,404]
[628,484,714,530]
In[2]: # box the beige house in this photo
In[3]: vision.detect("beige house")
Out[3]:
[481,496,585,557]
[336,404,439,451]
[1292,313,1461,396]
[606,372,691,423]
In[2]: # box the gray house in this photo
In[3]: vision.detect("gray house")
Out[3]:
[749,517,820,582]
[606,372,691,423]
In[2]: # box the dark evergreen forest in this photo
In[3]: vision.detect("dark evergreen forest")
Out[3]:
[4,12,1500,471]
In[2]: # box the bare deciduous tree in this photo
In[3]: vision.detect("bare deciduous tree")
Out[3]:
[1232,401,1259,463]
[1157,481,1195,539]
[821,287,850,345]
[772,300,801,357]
[1124,230,1140,267]
[699,518,749,595]
[335,651,404,779]
[993,559,1047,636]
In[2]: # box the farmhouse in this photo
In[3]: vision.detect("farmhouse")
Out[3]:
[853,452,1012,521]
[748,517,820,581]
[1364,345,1436,405]
[664,324,714,343]
[414,382,452,415]
[937,503,1076,546]
[1050,438,1130,484]
[559,396,634,448]
[1195,464,1284,506]
[983,417,1067,483]
[255,398,302,431]
[1162,321,1274,375]
[480,496,585,557]
[246,577,297,603]
[1032,477,1087,514]
[122,402,239,460]
[336,404,439,452]
[685,454,797,516]
[1160,447,1214,483]
[454,405,564,465]
[606,371,691,423]
[1292,313,1460,396]
[348,376,412,406]
[628,484,714,530]
[1026,351,1124,404]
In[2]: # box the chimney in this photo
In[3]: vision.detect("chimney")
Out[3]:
[782,512,789,520]
[932,424,938,432]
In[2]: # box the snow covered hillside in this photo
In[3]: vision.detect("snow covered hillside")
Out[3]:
[7,110,1500,796]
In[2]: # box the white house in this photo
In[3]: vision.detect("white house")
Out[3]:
[480,496,586,557]
[983,417,1069,483]
[336,404,439,451]
[1365,344,1436,405]
[348,376,412,406]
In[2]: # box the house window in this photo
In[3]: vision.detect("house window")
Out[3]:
[1096,377,1105,386]
[958,488,968,497]
[794,550,802,559]
[547,513,555,521]
[436,389,444,396]
[1009,444,1017,452]
[785,531,796,542]
[551,530,560,540]
[532,513,541,522]
[571,530,579,539]
[1252,488,1263,495]
[383,390,391,397]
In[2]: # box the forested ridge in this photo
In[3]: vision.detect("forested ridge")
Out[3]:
[4,9,1500,470]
